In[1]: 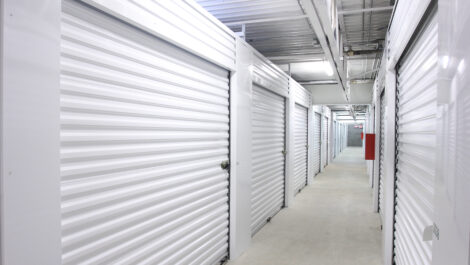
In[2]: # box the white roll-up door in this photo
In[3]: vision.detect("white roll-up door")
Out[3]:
[333,121,337,158]
[293,104,308,193]
[60,1,230,264]
[251,84,285,235]
[378,91,386,221]
[313,113,321,175]
[394,12,437,265]
[322,117,328,168]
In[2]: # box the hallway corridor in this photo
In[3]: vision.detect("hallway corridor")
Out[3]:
[229,147,382,265]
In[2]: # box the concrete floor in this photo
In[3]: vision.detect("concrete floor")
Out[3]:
[229,147,383,265]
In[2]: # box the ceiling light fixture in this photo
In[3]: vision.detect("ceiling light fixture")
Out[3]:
[324,61,334,76]
[441,55,449,69]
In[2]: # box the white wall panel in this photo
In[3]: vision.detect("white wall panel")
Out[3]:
[394,12,437,265]
[432,0,470,263]
[387,0,431,70]
[229,38,253,260]
[251,84,285,235]
[60,1,230,264]
[1,0,62,264]
[291,79,312,108]
[82,0,236,70]
[322,116,329,168]
[313,113,321,175]
[293,104,308,193]
[378,91,386,222]
[329,115,334,162]
[252,53,289,97]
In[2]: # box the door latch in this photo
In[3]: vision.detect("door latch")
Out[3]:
[220,160,230,170]
[423,223,439,241]
[281,150,287,156]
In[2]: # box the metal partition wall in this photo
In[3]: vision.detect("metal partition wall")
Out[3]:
[313,113,322,175]
[378,90,386,222]
[250,84,286,236]
[333,121,338,158]
[60,1,230,263]
[322,116,329,167]
[393,10,437,265]
[293,104,309,193]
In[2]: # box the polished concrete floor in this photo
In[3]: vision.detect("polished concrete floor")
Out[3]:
[229,147,383,265]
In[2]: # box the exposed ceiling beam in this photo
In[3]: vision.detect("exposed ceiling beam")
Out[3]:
[299,80,338,85]
[338,6,394,15]
[348,68,379,79]
[225,15,308,26]
[349,105,357,120]
[337,0,347,47]
[299,0,349,101]
[345,49,383,56]
[267,54,324,62]
[350,79,374,84]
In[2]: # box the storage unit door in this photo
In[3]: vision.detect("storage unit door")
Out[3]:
[60,1,230,264]
[378,91,386,221]
[322,117,328,168]
[313,113,321,175]
[332,121,335,158]
[394,12,437,265]
[293,104,308,193]
[251,84,286,235]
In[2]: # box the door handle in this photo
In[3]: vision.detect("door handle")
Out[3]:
[220,160,230,170]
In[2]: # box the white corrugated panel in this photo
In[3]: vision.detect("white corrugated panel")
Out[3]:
[291,80,311,108]
[313,113,321,175]
[336,122,340,156]
[322,117,329,168]
[333,121,337,158]
[83,0,236,70]
[293,104,308,193]
[388,0,431,69]
[251,84,286,235]
[60,1,230,264]
[394,13,437,265]
[334,122,338,157]
[252,53,289,97]
[378,91,386,221]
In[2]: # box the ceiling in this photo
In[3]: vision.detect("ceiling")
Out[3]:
[196,0,395,120]
[196,0,323,61]
[329,104,369,121]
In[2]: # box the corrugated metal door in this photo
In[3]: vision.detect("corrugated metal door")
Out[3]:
[331,121,336,158]
[378,90,386,221]
[293,104,308,193]
[322,117,328,168]
[313,113,321,175]
[251,84,285,235]
[60,1,230,264]
[394,12,437,265]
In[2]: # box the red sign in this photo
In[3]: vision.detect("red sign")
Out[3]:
[365,134,375,160]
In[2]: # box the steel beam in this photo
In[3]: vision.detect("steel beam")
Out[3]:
[339,6,394,15]
[348,68,379,79]
[299,80,338,85]
[299,0,349,101]
[225,15,308,26]
[267,54,325,63]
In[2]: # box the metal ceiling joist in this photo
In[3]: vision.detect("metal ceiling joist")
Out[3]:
[348,68,379,79]
[267,54,324,63]
[337,0,347,45]
[225,15,308,26]
[299,0,349,102]
[299,80,338,85]
[339,6,394,15]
